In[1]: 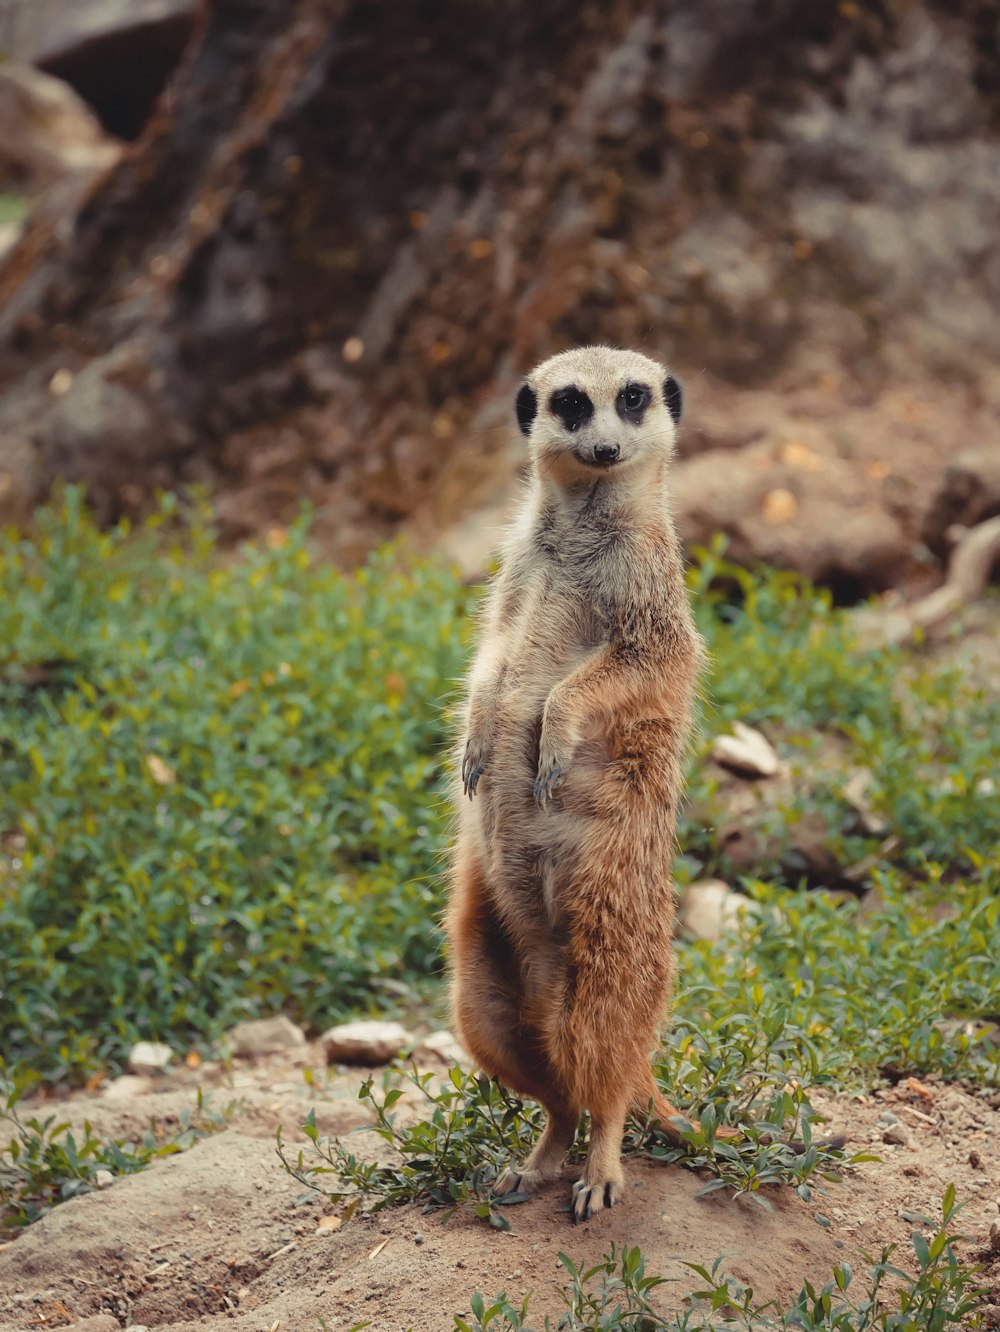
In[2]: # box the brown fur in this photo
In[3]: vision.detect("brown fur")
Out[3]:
[446,347,712,1223]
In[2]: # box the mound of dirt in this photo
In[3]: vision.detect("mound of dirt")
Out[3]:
[1,1047,997,1330]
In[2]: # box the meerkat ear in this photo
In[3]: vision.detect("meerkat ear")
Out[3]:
[663,375,683,425]
[515,383,538,436]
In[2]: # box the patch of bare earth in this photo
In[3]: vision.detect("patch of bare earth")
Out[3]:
[1,1050,997,1331]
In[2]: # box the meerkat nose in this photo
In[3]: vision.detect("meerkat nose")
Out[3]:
[594,443,620,464]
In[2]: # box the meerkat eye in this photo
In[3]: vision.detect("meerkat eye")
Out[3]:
[616,382,651,423]
[549,386,593,433]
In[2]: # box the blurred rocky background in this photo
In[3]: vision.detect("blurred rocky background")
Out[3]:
[0,0,998,599]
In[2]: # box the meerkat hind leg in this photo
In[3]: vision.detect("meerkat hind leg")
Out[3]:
[571,1099,628,1223]
[495,1097,578,1196]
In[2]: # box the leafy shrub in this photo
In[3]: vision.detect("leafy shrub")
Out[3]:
[0,489,471,1078]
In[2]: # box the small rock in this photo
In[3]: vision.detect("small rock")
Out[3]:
[882,1124,910,1146]
[711,722,780,778]
[877,1110,899,1126]
[842,769,889,835]
[94,1169,114,1189]
[102,1073,154,1101]
[321,1019,414,1066]
[969,1148,982,1169]
[677,880,759,941]
[127,1040,173,1074]
[226,1015,307,1057]
[73,1318,122,1332]
[990,1218,1000,1254]
[413,1232,424,1245]
[412,1029,468,1068]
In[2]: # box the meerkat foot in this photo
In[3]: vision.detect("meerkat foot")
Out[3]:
[494,1164,553,1197]
[571,1174,625,1224]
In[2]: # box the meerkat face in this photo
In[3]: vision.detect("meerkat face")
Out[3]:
[514,346,682,482]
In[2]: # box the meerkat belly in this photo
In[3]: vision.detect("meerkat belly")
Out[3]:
[468,587,613,919]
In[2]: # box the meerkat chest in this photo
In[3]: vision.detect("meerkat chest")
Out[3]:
[489,561,610,711]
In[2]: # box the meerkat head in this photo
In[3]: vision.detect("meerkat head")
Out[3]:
[514,346,682,484]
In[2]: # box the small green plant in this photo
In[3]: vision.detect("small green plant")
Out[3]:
[1,1061,228,1232]
[458,1188,986,1329]
[276,1065,544,1229]
[455,1292,535,1332]
[456,1247,668,1330]
[552,1246,670,1330]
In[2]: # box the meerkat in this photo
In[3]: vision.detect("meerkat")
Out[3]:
[445,345,720,1224]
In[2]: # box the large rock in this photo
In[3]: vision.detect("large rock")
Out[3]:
[0,0,998,595]
[677,880,761,942]
[225,1015,307,1058]
[321,1019,414,1066]
[0,0,197,138]
[672,439,910,597]
[0,62,120,194]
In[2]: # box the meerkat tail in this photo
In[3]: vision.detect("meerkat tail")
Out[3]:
[638,1083,846,1153]
[637,1085,741,1143]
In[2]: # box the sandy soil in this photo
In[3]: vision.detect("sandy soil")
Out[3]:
[1,1044,998,1332]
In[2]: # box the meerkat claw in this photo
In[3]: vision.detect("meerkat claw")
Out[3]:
[571,1177,623,1223]
[462,743,487,797]
[533,764,565,807]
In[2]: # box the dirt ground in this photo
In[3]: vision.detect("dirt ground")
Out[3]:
[1,1043,998,1332]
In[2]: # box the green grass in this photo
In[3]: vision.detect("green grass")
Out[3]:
[1,492,997,1085]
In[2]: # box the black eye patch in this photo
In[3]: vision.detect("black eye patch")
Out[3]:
[549,385,593,433]
[515,383,538,436]
[662,375,683,424]
[616,382,652,424]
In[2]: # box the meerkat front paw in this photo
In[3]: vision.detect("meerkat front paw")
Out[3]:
[533,756,567,807]
[462,736,490,798]
[571,1174,625,1224]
